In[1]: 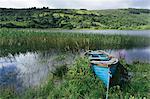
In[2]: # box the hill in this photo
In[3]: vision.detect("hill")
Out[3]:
[0,8,150,30]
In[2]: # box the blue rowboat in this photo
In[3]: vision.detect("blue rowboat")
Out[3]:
[85,50,119,87]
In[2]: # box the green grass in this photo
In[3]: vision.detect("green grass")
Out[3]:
[0,29,149,57]
[0,28,149,98]
[0,57,149,99]
[0,8,150,30]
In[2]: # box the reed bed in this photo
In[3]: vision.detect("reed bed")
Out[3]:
[0,29,149,57]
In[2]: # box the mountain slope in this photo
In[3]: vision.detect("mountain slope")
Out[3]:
[0,8,150,29]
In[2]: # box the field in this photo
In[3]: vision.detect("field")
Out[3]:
[0,8,150,30]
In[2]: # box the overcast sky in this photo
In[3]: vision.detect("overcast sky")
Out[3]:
[0,0,150,9]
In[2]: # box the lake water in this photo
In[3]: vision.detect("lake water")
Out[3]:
[0,47,150,90]
[0,30,150,91]
[0,51,76,91]
[31,29,150,37]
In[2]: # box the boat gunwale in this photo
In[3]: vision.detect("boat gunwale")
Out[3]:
[86,50,119,67]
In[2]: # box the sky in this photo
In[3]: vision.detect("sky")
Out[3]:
[0,0,150,9]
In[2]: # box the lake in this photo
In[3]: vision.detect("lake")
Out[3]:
[27,29,150,37]
[0,29,150,91]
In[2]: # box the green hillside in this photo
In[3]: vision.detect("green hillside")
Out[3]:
[0,8,150,29]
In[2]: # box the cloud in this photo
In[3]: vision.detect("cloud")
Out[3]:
[0,0,149,9]
[46,0,129,9]
[128,0,150,9]
[47,0,150,9]
[0,0,53,8]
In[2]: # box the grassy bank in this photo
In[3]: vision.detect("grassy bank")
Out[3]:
[0,57,149,99]
[0,29,150,57]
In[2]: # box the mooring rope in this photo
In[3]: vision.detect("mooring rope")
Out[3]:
[106,68,111,99]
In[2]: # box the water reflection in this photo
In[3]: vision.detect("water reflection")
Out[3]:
[0,60,22,91]
[0,52,76,91]
[0,47,150,91]
[111,47,150,64]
